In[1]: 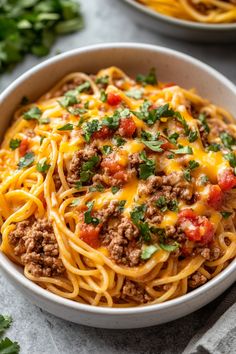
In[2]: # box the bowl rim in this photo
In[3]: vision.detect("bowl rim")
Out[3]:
[121,0,236,30]
[0,42,236,316]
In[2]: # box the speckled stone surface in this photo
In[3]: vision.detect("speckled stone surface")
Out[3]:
[0,1,235,353]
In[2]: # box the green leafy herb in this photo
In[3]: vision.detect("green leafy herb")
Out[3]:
[188,130,198,143]
[68,107,86,116]
[130,204,146,224]
[77,81,91,93]
[82,119,101,142]
[139,151,155,180]
[111,186,120,194]
[89,184,105,193]
[18,152,34,169]
[39,117,50,125]
[23,107,42,121]
[188,160,200,170]
[220,132,236,150]
[126,89,143,100]
[207,143,221,152]
[198,113,210,134]
[102,111,120,130]
[113,135,126,147]
[84,201,99,225]
[59,91,78,108]
[224,152,236,168]
[141,245,159,260]
[100,90,107,103]
[171,146,193,155]
[40,136,46,145]
[156,196,168,212]
[141,139,163,152]
[167,153,175,159]
[95,75,109,85]
[79,156,100,183]
[132,102,175,126]
[0,316,12,335]
[9,139,21,150]
[102,145,112,155]
[58,123,74,131]
[159,242,179,252]
[200,175,209,185]
[136,68,157,85]
[84,101,90,109]
[183,160,199,182]
[220,211,233,219]
[36,158,50,173]
[168,199,179,212]
[168,132,179,145]
[175,112,190,135]
[117,200,126,212]
[0,337,20,354]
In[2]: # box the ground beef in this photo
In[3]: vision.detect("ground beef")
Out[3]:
[195,246,221,261]
[96,200,120,224]
[121,279,151,303]
[101,216,141,267]
[140,172,193,203]
[53,169,62,191]
[67,143,99,186]
[9,218,65,277]
[188,271,208,289]
[145,204,163,224]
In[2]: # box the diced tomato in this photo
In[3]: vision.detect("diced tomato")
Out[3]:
[19,138,29,156]
[92,126,113,140]
[207,185,223,210]
[101,157,127,181]
[162,82,176,89]
[113,170,127,182]
[159,137,175,150]
[218,169,236,192]
[178,209,214,245]
[80,223,100,248]
[178,209,197,222]
[107,92,122,106]
[119,118,136,138]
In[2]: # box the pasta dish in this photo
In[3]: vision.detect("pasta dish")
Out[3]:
[136,0,236,24]
[0,67,236,307]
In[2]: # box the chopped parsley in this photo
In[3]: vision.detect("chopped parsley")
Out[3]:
[36,158,50,173]
[79,156,100,183]
[9,139,21,150]
[175,111,190,135]
[132,102,175,126]
[82,119,101,142]
[171,145,193,155]
[100,90,107,103]
[0,337,20,354]
[183,160,200,182]
[84,201,99,225]
[117,200,126,212]
[0,315,12,334]
[220,211,233,219]
[198,113,210,134]
[102,145,112,155]
[155,196,178,212]
[126,89,143,100]
[168,132,179,145]
[111,186,120,194]
[89,184,105,193]
[159,242,179,252]
[141,139,163,152]
[102,111,121,130]
[200,174,209,185]
[207,143,221,152]
[138,151,155,180]
[188,130,198,143]
[130,204,151,242]
[96,75,109,85]
[220,132,236,150]
[57,123,74,131]
[77,81,91,93]
[23,106,42,121]
[136,68,157,85]
[59,91,78,108]
[141,245,159,260]
[68,107,86,116]
[224,152,236,168]
[18,152,34,169]
[113,135,126,147]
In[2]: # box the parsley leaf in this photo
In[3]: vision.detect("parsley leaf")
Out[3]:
[59,91,78,108]
[89,184,105,193]
[96,75,109,85]
[57,123,74,131]
[36,158,50,173]
[102,145,112,155]
[141,139,163,152]
[132,102,175,126]
[171,146,193,155]
[23,107,42,121]
[130,204,151,242]
[200,175,209,185]
[126,89,143,100]
[0,315,12,334]
[175,112,190,135]
[84,201,99,225]
[117,200,126,212]
[207,143,221,152]
[141,245,159,260]
[168,132,179,145]
[159,242,179,252]
[113,135,126,146]
[130,204,146,224]
[224,152,236,168]
[198,113,210,134]
[183,160,199,182]
[82,119,102,142]
[220,132,236,150]
[111,186,120,194]
[9,139,21,150]
[102,112,120,130]
[0,337,20,354]
[79,156,100,183]
[18,152,34,169]
[188,130,198,143]
[220,211,233,219]
[136,68,157,85]
[100,90,107,103]
[139,151,155,179]
[77,81,91,93]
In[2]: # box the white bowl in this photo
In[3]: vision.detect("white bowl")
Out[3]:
[120,0,236,43]
[0,43,236,329]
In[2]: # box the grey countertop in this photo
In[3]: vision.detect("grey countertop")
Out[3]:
[0,0,236,353]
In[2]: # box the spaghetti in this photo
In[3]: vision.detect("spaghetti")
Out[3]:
[0,66,236,307]
[136,0,236,24]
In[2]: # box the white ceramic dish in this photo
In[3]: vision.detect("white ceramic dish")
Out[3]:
[0,43,236,329]
[120,0,236,43]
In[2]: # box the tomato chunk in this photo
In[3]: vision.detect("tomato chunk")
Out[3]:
[159,137,175,150]
[162,82,176,89]
[80,223,100,248]
[119,118,136,138]
[107,92,122,106]
[19,138,29,156]
[92,126,113,140]
[178,209,214,244]
[101,157,124,174]
[207,185,223,210]
[218,169,236,192]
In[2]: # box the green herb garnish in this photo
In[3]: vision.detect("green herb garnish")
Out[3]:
[139,151,155,180]
[126,89,143,100]
[9,139,21,150]
[102,145,112,155]
[141,245,159,260]
[18,152,34,169]
[207,143,221,152]
[220,132,236,150]
[183,160,199,182]
[100,90,107,103]
[58,123,74,131]
[111,186,120,194]
[96,75,109,85]
[89,184,105,193]
[23,107,42,121]
[84,201,99,225]
[136,68,157,85]
[220,211,233,219]
[113,135,126,146]
[79,155,100,183]
[82,119,101,142]
[198,113,210,134]
[36,158,50,173]
[171,146,193,155]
